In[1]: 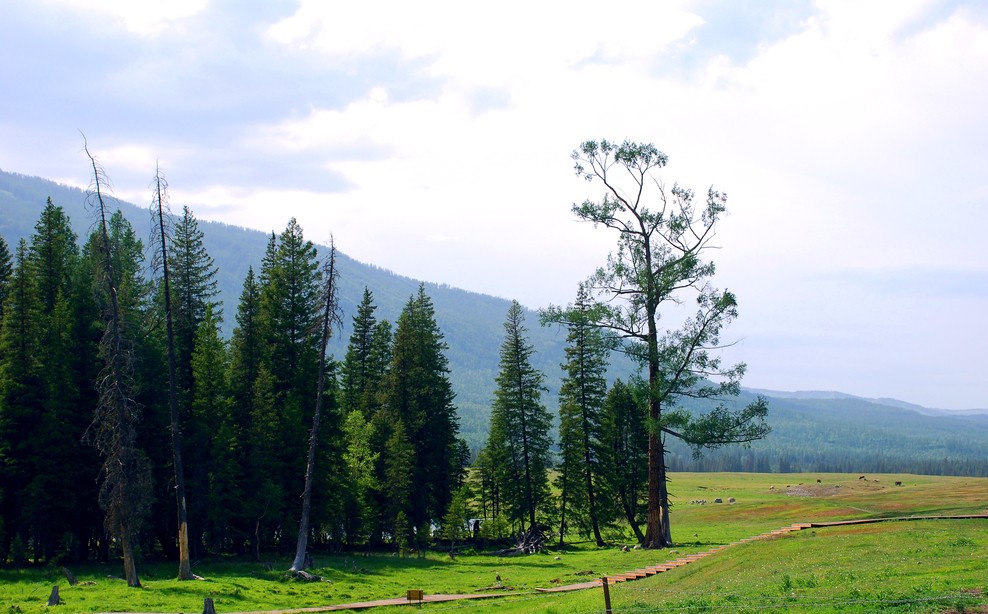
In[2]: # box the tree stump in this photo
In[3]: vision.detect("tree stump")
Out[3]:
[47,586,62,606]
[62,567,79,586]
[203,597,217,614]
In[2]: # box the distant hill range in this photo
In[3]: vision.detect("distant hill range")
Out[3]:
[2,168,986,475]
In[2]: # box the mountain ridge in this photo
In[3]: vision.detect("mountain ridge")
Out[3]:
[3,168,987,474]
[744,388,988,416]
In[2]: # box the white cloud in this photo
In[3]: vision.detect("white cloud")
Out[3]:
[4,0,987,407]
[39,0,207,36]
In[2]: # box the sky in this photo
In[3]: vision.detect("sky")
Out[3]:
[1,0,986,409]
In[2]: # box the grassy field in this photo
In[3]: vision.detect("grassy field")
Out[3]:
[2,472,985,613]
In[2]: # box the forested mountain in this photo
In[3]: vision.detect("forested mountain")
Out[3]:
[0,169,572,447]
[1,167,986,468]
[2,166,987,574]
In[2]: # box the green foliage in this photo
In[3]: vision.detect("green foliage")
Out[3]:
[381,285,460,535]
[601,378,649,543]
[556,139,771,547]
[486,300,553,530]
[0,235,12,322]
[554,285,611,545]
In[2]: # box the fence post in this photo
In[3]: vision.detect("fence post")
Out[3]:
[600,577,612,614]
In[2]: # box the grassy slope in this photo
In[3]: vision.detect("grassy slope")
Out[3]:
[2,473,985,613]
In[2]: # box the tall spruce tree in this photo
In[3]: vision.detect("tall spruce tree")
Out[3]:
[485,300,552,531]
[170,205,219,396]
[257,218,322,546]
[226,267,264,550]
[189,305,237,553]
[341,288,380,418]
[168,206,220,558]
[24,199,94,562]
[381,285,459,539]
[0,235,12,323]
[553,285,610,545]
[0,240,43,562]
[600,378,648,543]
[339,288,390,545]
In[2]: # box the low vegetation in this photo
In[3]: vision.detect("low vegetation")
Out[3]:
[2,472,984,613]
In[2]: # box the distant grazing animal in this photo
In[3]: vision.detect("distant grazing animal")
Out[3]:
[895,481,902,486]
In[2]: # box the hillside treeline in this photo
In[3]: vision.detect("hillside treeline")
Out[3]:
[0,196,660,568]
[0,199,474,566]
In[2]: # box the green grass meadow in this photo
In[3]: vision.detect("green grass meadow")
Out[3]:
[2,473,985,613]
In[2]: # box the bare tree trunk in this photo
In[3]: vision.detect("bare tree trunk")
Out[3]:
[151,167,194,580]
[290,240,341,572]
[619,487,646,544]
[557,463,567,547]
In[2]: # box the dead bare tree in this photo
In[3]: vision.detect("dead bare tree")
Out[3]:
[149,165,194,580]
[290,238,342,574]
[83,138,151,587]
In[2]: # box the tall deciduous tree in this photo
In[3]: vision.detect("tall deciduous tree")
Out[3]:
[553,285,610,546]
[546,140,769,548]
[485,300,552,531]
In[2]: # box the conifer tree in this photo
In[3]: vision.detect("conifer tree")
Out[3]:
[382,285,460,537]
[600,379,648,543]
[341,288,380,418]
[255,219,322,547]
[0,240,42,561]
[0,235,12,323]
[485,300,551,531]
[170,205,219,396]
[229,268,263,440]
[339,288,390,544]
[23,199,94,562]
[190,305,237,553]
[554,285,610,545]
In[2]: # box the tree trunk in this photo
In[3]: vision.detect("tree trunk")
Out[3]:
[290,242,339,572]
[583,414,604,547]
[557,464,567,547]
[619,487,646,544]
[153,170,194,580]
[121,531,140,587]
